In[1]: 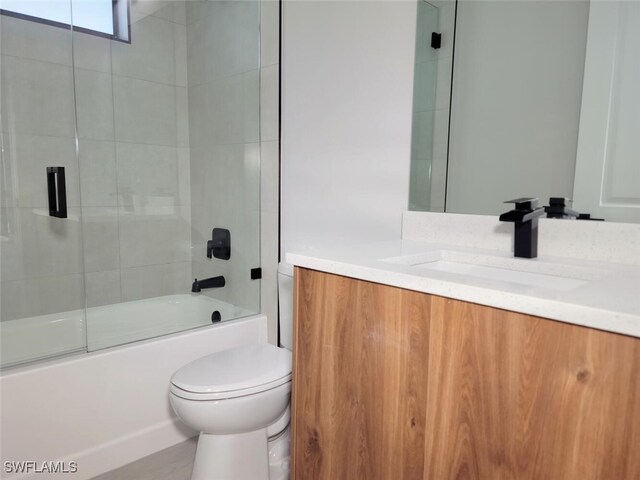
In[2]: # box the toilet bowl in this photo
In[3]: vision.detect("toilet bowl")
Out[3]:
[169,344,292,480]
[170,263,295,480]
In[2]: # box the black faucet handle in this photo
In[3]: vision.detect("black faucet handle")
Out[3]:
[500,197,544,224]
[544,197,579,219]
[549,197,572,207]
[577,213,605,221]
[504,197,540,211]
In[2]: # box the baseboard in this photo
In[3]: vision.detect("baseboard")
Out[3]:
[13,418,197,480]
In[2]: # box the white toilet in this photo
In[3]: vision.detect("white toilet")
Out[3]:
[169,262,295,480]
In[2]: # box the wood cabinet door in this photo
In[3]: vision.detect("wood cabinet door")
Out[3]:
[292,268,431,480]
[425,297,640,480]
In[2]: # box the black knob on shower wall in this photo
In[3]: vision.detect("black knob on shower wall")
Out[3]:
[207,228,231,260]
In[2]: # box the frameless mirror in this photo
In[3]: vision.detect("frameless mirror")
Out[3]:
[409,0,640,223]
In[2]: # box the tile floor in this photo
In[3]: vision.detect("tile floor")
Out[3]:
[90,438,197,480]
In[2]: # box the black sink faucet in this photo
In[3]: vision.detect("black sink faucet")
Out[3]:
[544,197,579,219]
[499,198,545,259]
[192,275,225,293]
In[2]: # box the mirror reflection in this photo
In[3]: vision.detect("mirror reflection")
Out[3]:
[409,0,455,213]
[409,0,640,223]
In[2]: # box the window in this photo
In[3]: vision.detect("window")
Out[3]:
[0,0,130,42]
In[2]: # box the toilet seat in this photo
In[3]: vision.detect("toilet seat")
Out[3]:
[170,344,292,401]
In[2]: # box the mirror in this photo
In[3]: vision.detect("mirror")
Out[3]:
[409,0,640,223]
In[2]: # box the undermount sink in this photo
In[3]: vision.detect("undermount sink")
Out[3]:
[381,249,609,291]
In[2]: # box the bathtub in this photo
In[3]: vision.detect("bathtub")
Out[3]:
[1,294,253,367]
[0,297,267,480]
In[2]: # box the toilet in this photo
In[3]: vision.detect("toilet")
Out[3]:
[169,262,295,480]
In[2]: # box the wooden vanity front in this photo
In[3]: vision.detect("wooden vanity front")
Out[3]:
[291,267,640,480]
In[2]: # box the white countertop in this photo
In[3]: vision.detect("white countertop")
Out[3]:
[287,240,640,338]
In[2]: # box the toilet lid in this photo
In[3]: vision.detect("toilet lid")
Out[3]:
[170,344,292,397]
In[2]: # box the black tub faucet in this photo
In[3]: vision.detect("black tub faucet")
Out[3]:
[499,198,545,259]
[192,275,225,293]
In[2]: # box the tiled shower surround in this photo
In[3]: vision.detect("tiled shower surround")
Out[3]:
[0,0,271,323]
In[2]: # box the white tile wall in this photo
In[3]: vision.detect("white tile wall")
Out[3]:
[73,31,112,73]
[81,208,121,273]
[115,143,182,206]
[85,269,122,308]
[260,141,279,215]
[260,64,279,143]
[1,55,76,137]
[112,15,176,85]
[174,23,188,88]
[186,0,260,87]
[120,262,191,302]
[74,69,115,141]
[0,274,85,320]
[176,87,190,147]
[0,15,72,66]
[260,0,280,68]
[117,206,191,268]
[0,208,39,282]
[151,2,186,26]
[34,209,85,276]
[113,76,177,145]
[77,140,118,207]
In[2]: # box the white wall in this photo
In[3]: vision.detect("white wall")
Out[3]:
[280,0,418,258]
[446,0,590,215]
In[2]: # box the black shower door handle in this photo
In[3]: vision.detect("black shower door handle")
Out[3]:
[47,167,67,218]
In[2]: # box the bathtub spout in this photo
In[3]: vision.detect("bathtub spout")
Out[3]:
[192,276,225,293]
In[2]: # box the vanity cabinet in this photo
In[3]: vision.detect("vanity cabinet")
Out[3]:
[291,267,640,480]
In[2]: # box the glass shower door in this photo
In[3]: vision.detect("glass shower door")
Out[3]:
[78,0,262,351]
[1,0,263,364]
[0,0,87,367]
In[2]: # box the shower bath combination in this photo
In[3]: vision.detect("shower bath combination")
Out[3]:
[0,0,268,476]
[0,0,262,368]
